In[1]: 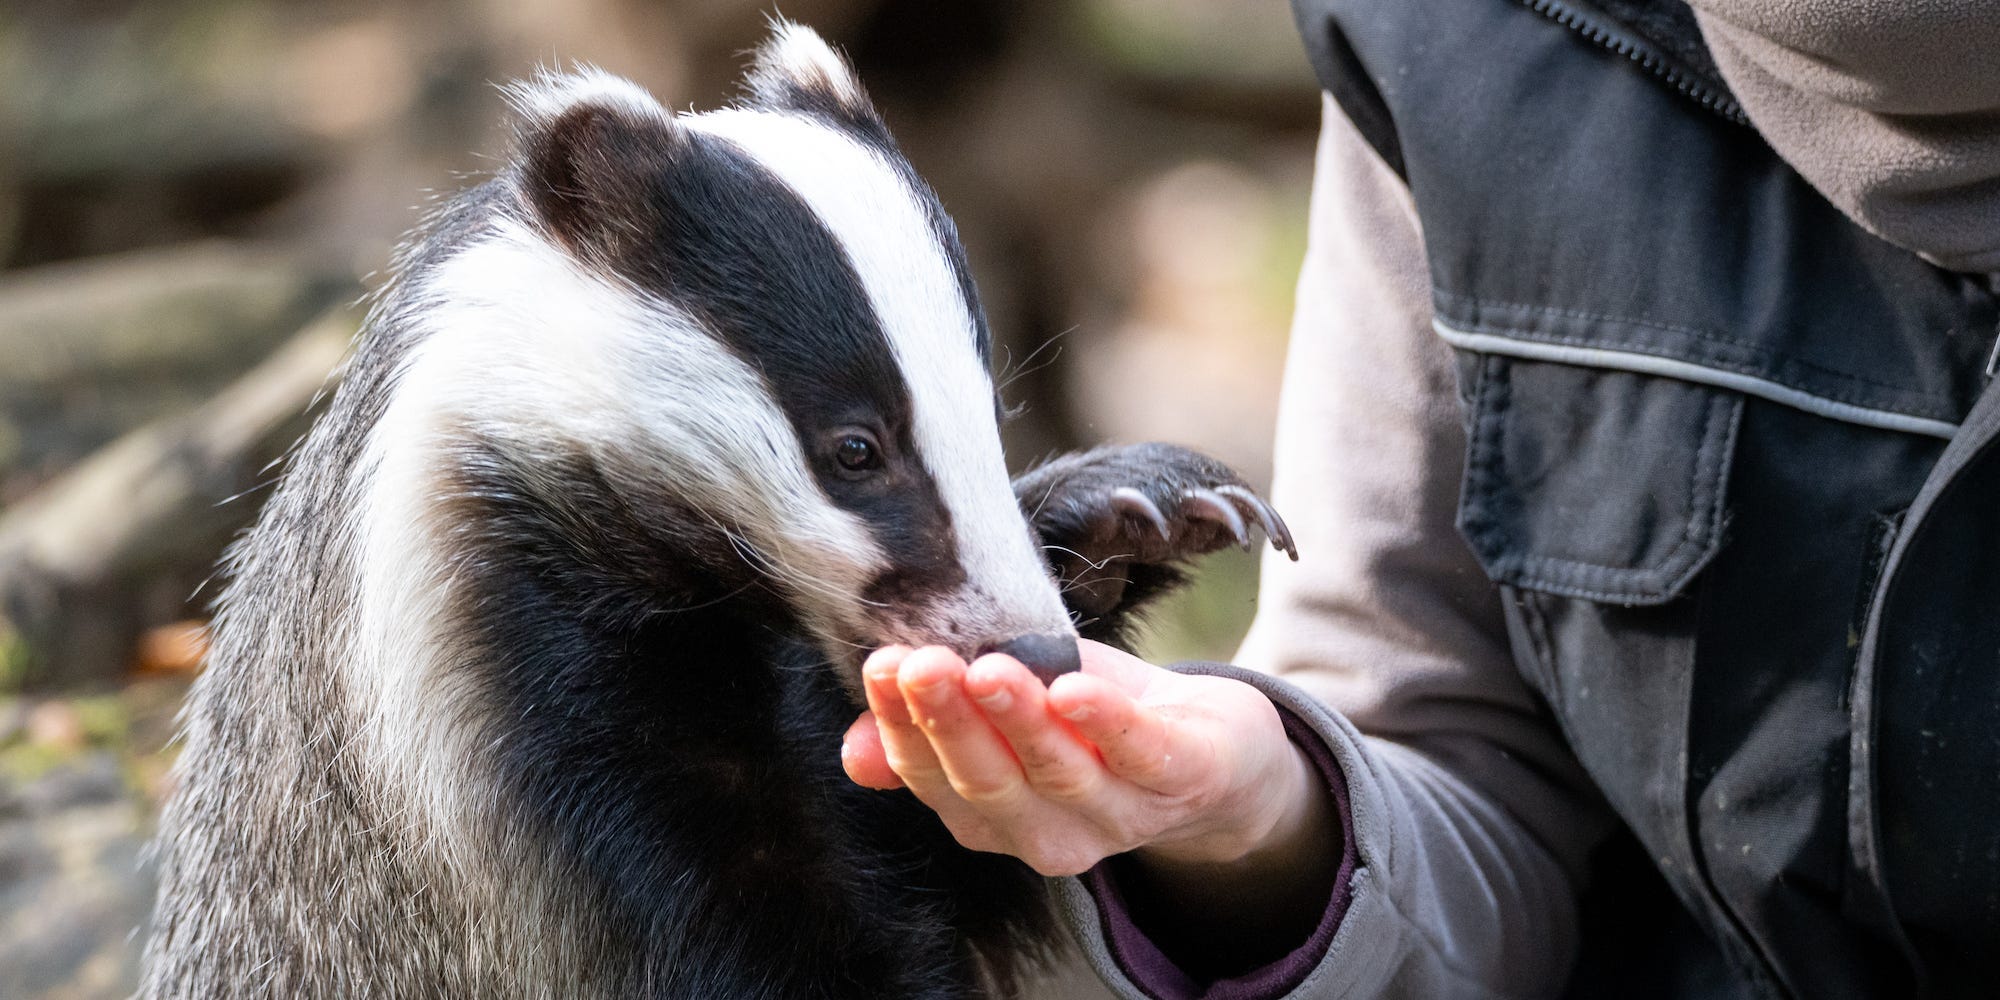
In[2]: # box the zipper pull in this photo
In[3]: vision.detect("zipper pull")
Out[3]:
[1987,275,2000,377]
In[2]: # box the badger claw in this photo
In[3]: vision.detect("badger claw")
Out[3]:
[1013,443,1300,639]
[1110,487,1172,541]
[1215,484,1298,561]
[1182,489,1251,550]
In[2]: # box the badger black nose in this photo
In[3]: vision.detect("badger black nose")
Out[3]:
[984,633,1082,685]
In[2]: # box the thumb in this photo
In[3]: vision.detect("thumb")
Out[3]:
[1075,638,1160,696]
[841,711,905,790]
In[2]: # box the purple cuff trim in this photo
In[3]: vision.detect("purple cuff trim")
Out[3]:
[1084,708,1358,1000]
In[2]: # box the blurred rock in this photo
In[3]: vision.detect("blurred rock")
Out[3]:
[24,702,85,753]
[0,1,331,269]
[0,754,153,1000]
[0,241,345,503]
[0,699,23,746]
[17,750,124,812]
[0,307,354,690]
[3,5,314,181]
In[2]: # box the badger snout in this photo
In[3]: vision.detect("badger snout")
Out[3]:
[980,632,1082,685]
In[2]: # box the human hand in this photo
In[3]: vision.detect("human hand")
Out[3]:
[840,639,1327,878]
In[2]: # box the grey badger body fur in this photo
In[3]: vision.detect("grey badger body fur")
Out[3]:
[142,23,1294,1000]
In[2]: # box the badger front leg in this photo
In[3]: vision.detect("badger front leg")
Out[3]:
[1011,442,1296,648]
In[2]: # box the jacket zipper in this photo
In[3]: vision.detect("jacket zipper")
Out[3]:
[1988,275,2000,378]
[1521,0,1750,126]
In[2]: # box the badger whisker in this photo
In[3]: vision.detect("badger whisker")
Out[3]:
[1040,544,1125,573]
[1026,481,1061,523]
[995,326,1075,394]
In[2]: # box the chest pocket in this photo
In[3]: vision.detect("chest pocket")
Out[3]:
[1456,353,1741,606]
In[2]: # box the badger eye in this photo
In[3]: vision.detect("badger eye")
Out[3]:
[833,433,882,474]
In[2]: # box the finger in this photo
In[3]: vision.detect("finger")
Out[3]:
[1048,671,1206,793]
[865,646,947,786]
[964,654,1106,801]
[841,711,904,790]
[1075,639,1161,695]
[896,647,1028,808]
[862,646,915,725]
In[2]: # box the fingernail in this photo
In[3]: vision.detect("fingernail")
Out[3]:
[1059,702,1094,722]
[973,688,1013,713]
[915,682,953,708]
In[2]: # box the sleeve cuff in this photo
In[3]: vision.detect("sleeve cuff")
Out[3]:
[1077,681,1359,1000]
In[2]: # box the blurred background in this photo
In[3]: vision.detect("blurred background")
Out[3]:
[0,1,1320,994]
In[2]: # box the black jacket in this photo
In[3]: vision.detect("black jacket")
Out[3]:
[1291,0,2000,995]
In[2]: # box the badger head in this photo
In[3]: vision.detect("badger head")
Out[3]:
[388,25,1077,695]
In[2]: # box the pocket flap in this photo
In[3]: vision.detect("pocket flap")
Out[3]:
[1457,355,1742,605]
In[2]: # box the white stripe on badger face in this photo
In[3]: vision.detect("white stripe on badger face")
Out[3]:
[348,218,887,869]
[686,108,1076,644]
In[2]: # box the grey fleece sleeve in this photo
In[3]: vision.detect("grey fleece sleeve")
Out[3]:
[1058,97,1613,999]
[1686,0,2000,273]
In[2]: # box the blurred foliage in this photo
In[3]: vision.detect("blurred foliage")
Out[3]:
[0,2,1321,991]
[1137,547,1266,665]
[1074,0,1317,93]
[0,628,28,692]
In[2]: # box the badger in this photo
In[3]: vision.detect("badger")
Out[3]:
[141,23,1294,1000]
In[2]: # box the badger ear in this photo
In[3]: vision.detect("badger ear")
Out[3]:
[742,20,883,129]
[508,70,679,264]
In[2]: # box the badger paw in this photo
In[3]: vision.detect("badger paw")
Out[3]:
[1011,443,1295,638]
[1101,485,1296,561]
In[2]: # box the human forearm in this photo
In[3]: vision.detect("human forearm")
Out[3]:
[1061,666,1588,1000]
[1055,91,1609,999]
[1119,726,1341,978]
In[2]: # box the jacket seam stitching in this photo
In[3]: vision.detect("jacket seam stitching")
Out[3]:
[1435,289,1959,414]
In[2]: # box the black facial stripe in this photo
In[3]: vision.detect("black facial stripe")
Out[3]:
[739,88,993,365]
[606,131,905,423]
[518,110,972,616]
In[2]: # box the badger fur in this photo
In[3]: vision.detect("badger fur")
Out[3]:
[141,23,1293,1000]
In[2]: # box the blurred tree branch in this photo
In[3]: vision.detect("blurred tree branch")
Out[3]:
[0,307,353,690]
[0,242,343,503]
